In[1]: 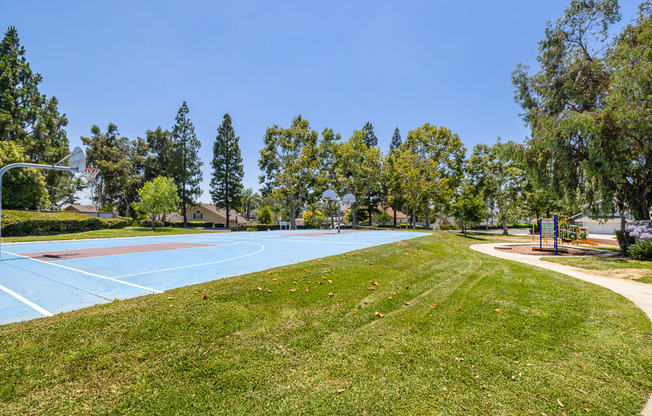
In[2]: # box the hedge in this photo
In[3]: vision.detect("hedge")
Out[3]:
[101,217,131,229]
[1,210,104,236]
[232,224,280,231]
[162,221,218,228]
[139,219,164,228]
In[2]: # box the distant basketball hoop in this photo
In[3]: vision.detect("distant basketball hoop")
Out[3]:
[84,168,100,182]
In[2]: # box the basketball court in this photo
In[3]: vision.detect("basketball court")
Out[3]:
[0,229,422,325]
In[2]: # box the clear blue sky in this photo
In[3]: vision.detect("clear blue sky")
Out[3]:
[2,0,640,202]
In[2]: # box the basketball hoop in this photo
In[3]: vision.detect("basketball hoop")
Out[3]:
[84,168,100,182]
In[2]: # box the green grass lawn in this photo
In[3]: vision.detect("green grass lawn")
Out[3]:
[1,227,218,243]
[543,256,652,283]
[1,233,651,415]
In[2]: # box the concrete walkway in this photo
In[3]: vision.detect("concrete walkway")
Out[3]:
[470,242,652,416]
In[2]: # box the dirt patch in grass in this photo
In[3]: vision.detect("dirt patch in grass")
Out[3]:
[495,244,609,256]
[585,268,652,281]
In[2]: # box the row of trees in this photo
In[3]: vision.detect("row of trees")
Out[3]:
[0,26,244,226]
[255,115,551,234]
[81,106,244,226]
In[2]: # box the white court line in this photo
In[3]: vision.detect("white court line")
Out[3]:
[113,242,266,279]
[0,283,54,317]
[1,250,163,294]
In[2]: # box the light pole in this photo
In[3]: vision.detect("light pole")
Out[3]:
[0,147,85,260]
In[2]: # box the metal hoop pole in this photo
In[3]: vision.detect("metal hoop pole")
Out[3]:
[0,163,74,260]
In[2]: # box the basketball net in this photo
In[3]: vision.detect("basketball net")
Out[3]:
[84,168,100,182]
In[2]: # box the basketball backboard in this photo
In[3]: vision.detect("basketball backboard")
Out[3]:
[341,193,356,204]
[322,189,337,201]
[69,147,86,173]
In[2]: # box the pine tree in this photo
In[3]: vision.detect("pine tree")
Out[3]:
[0,26,74,206]
[361,122,378,147]
[210,113,244,227]
[171,102,203,226]
[389,127,402,153]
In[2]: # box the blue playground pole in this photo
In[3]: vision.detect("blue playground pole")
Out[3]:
[554,214,558,255]
[539,218,543,252]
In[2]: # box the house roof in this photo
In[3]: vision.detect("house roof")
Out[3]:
[383,206,407,219]
[186,204,250,223]
[65,204,100,213]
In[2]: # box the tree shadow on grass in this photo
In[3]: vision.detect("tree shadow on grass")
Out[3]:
[453,233,488,241]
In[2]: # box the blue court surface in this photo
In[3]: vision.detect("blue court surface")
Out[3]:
[0,229,422,325]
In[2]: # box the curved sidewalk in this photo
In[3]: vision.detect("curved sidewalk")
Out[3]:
[470,243,652,416]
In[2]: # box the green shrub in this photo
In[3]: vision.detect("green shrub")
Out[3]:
[629,240,652,261]
[187,221,214,228]
[1,210,104,236]
[101,218,131,229]
[139,219,164,228]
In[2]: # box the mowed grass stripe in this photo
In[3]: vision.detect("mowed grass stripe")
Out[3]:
[1,232,651,415]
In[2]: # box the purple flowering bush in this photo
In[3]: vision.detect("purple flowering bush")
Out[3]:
[626,224,652,260]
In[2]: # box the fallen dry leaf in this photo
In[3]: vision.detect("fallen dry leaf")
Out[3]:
[403,301,410,305]
[167,296,174,300]
[306,287,311,292]
[256,287,262,291]
[203,294,209,300]
[494,309,501,312]
[337,389,346,393]
[375,312,384,318]
[290,288,296,292]
[329,292,334,297]
[267,289,272,293]
[371,281,378,286]
[363,300,368,304]
[557,398,564,407]
[328,280,333,284]
[388,296,393,300]
[455,357,464,362]
[457,307,462,311]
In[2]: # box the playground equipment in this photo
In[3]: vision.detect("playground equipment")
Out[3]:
[531,214,599,254]
[558,216,598,246]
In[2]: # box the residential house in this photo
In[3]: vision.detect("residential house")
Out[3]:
[64,204,117,219]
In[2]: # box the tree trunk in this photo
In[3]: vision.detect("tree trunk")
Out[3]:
[412,207,416,230]
[291,203,297,229]
[425,204,430,230]
[485,213,489,230]
[352,207,356,229]
[502,218,509,236]
[392,204,397,229]
[620,209,627,232]
[151,213,155,230]
[226,203,230,228]
[368,202,373,227]
[462,220,466,237]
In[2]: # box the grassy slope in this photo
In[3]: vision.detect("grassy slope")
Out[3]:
[1,233,651,415]
[2,227,217,243]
